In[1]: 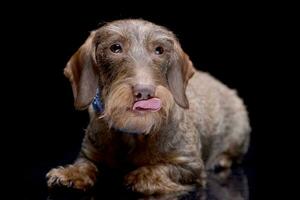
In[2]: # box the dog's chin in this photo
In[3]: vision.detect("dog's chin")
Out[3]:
[106,109,164,134]
[103,84,174,134]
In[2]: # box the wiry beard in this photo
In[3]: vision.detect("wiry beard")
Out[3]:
[102,83,174,134]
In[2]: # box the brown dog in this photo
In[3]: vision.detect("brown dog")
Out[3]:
[46,19,250,195]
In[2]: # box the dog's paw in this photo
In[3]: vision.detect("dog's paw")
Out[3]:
[124,167,191,195]
[46,166,95,191]
[206,154,233,172]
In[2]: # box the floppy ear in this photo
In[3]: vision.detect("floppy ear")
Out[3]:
[167,41,195,109]
[64,31,98,110]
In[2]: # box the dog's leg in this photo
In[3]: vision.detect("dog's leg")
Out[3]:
[205,134,250,171]
[124,163,205,195]
[46,157,98,191]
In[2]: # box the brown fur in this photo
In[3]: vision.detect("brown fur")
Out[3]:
[46,19,250,195]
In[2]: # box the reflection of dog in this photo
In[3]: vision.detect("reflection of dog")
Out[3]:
[46,19,250,195]
[206,169,249,200]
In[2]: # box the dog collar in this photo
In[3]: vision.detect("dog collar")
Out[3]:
[92,88,104,114]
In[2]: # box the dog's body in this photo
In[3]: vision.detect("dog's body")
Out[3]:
[47,19,250,195]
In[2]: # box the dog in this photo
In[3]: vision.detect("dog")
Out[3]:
[46,19,250,195]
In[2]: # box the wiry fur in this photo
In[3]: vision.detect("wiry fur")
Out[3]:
[46,19,250,195]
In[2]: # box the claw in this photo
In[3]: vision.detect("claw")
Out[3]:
[68,180,74,188]
[47,176,56,187]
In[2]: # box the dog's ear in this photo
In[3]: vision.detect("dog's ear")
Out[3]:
[167,41,195,109]
[64,31,98,110]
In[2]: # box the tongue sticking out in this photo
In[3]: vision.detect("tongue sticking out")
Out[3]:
[133,98,162,112]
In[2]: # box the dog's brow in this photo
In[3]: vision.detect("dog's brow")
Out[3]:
[149,31,174,42]
[105,25,125,37]
[156,35,174,43]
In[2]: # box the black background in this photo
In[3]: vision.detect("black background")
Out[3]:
[3,2,287,200]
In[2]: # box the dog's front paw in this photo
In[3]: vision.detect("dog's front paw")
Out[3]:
[124,167,191,195]
[46,165,96,191]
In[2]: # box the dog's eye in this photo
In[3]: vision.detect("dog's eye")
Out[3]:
[110,43,123,53]
[155,46,164,55]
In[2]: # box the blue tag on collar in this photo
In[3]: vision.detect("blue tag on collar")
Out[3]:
[92,88,104,114]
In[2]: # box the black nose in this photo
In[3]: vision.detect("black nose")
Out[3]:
[133,84,155,101]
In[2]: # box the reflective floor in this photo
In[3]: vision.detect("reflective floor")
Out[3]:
[24,167,254,200]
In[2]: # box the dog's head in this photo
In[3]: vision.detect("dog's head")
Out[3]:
[64,19,195,134]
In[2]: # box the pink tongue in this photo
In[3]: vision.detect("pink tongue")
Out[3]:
[133,98,161,112]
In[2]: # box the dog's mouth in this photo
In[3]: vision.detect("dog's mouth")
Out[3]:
[132,98,162,112]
